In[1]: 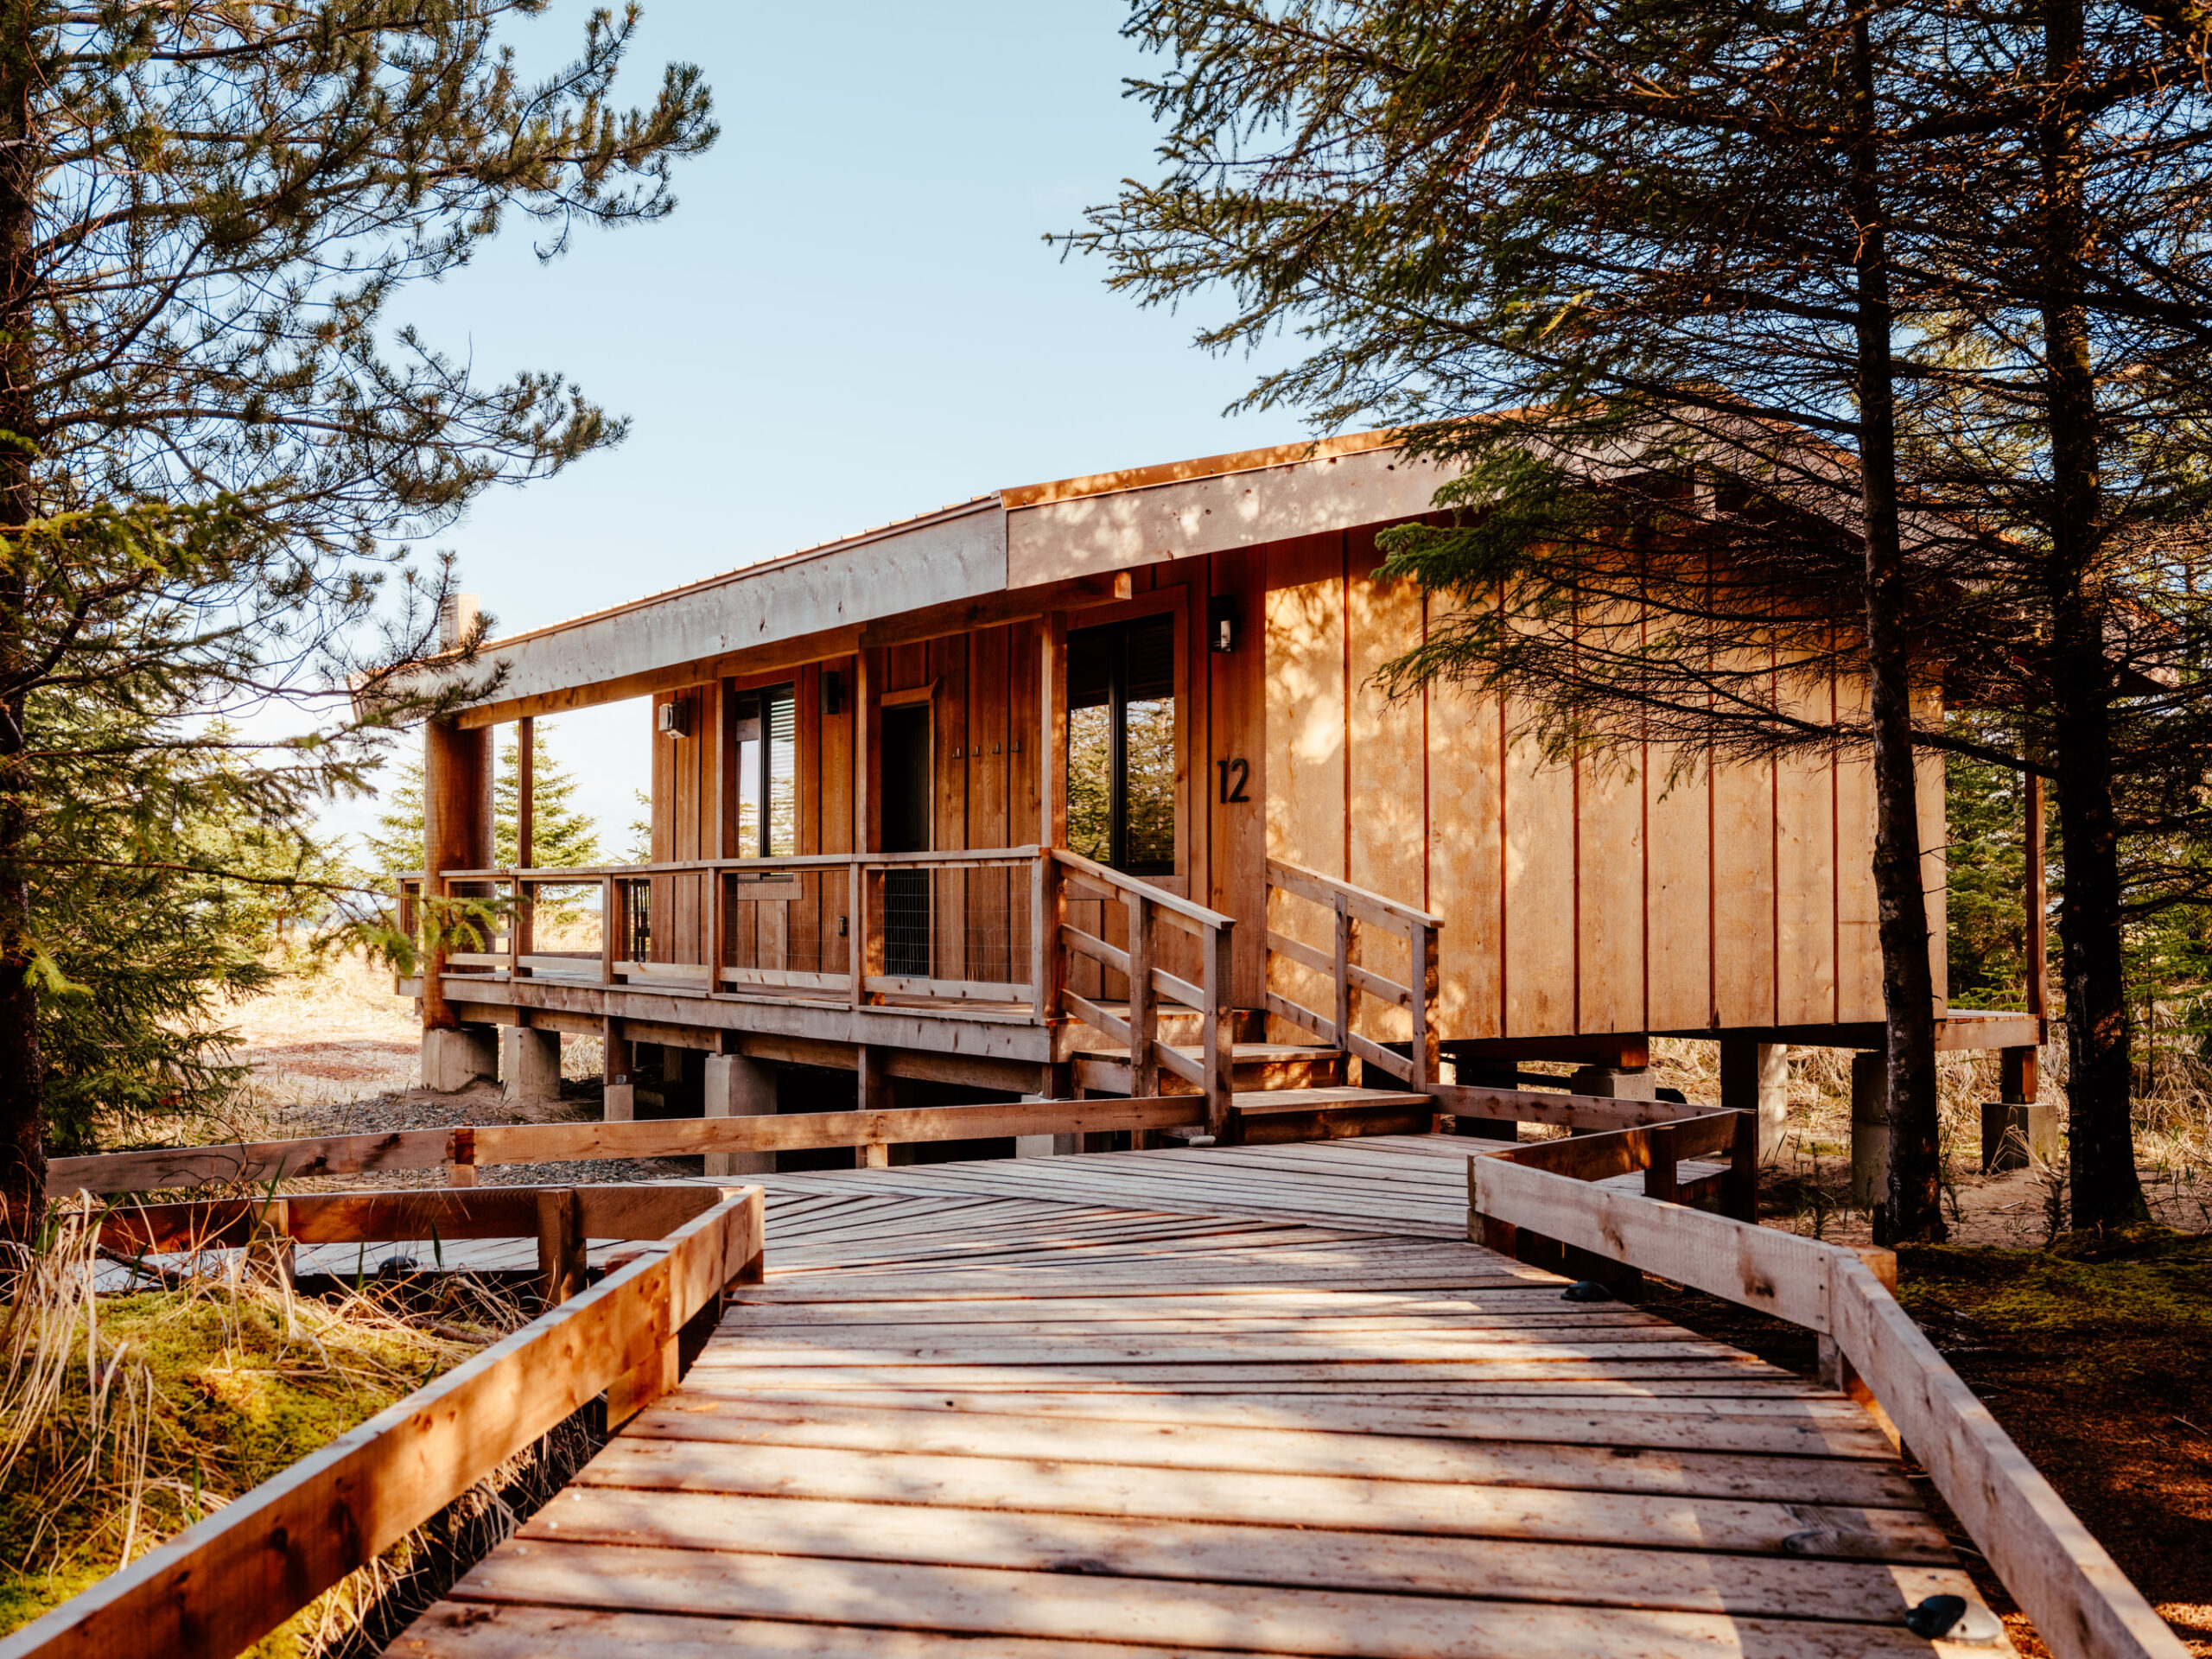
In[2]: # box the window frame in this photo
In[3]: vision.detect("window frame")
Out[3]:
[727,680,798,858]
[1065,612,1182,879]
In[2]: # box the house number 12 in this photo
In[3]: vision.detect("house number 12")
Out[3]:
[1217,758,1251,804]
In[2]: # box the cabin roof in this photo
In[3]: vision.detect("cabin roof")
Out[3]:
[429,428,1452,722]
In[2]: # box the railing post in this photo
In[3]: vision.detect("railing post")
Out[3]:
[849,857,866,1007]
[1332,893,1353,1052]
[704,865,723,995]
[600,876,617,986]
[1643,1122,1680,1205]
[1204,918,1235,1138]
[1033,849,1063,1026]
[1724,1108,1759,1221]
[1126,889,1158,1097]
[1409,918,1439,1091]
[505,874,523,981]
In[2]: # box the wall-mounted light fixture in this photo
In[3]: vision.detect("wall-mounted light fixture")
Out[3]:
[655,700,689,737]
[1209,594,1241,653]
[823,670,845,715]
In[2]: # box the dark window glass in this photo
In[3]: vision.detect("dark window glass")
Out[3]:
[1064,615,1178,876]
[732,684,798,857]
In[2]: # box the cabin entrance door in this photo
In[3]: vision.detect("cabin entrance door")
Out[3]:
[880,702,931,978]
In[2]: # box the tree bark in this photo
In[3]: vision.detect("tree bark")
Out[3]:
[1851,14,1944,1243]
[0,11,41,1243]
[2039,0,2146,1230]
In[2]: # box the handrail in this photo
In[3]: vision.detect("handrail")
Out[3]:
[435,846,1045,882]
[1046,848,1236,1135]
[0,1185,766,1659]
[1465,1131,2188,1659]
[48,1097,1206,1198]
[1262,859,1440,1090]
[1049,847,1236,931]
[1266,856,1444,931]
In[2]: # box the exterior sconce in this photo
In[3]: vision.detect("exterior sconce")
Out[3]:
[655,700,689,737]
[1209,594,1240,653]
[823,670,845,715]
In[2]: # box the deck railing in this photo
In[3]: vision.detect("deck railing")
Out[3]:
[1049,847,1237,1135]
[401,846,1049,1012]
[1466,1128,2190,1659]
[1263,856,1442,1090]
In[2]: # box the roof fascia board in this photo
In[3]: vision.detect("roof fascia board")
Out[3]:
[437,499,1007,717]
[1004,442,1456,588]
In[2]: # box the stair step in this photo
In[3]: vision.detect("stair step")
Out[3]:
[1071,1044,1345,1098]
[1225,1084,1436,1147]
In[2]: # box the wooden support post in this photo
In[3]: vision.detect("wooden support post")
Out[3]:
[1643,1122,1681,1205]
[515,715,535,965]
[249,1198,295,1289]
[1126,890,1158,1097]
[856,1046,891,1169]
[600,876,619,986]
[1719,1039,1788,1159]
[704,1052,776,1178]
[1332,894,1353,1054]
[444,1126,478,1188]
[534,1186,583,1307]
[849,857,867,1008]
[704,866,723,994]
[1408,918,1440,1092]
[1040,612,1068,851]
[1032,849,1065,1026]
[422,715,493,1032]
[1724,1108,1759,1222]
[603,1018,634,1122]
[855,646,881,855]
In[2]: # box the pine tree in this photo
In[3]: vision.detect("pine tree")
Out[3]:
[364,724,606,925]
[1074,0,2212,1230]
[0,4,716,1229]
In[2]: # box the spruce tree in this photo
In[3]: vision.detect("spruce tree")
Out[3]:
[0,4,716,1230]
[1077,0,2212,1230]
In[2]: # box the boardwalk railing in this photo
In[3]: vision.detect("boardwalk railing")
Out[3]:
[46,1096,1205,1198]
[0,1185,766,1659]
[1050,847,1237,1135]
[1466,1129,2190,1659]
[1263,857,1441,1090]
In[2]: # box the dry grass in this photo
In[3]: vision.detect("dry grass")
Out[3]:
[0,1198,586,1656]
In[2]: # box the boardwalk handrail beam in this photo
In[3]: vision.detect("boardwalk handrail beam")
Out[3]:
[1262,857,1442,1090]
[1051,847,1237,1136]
[0,1185,766,1659]
[46,1096,1205,1198]
[1467,1135,2189,1659]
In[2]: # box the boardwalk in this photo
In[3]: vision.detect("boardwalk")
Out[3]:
[396,1136,2006,1658]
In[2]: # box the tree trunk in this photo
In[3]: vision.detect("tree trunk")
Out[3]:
[1851,15,1944,1243]
[2039,0,2146,1230]
[0,12,41,1243]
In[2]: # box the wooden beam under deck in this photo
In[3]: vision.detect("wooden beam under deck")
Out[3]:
[432,976,1057,1067]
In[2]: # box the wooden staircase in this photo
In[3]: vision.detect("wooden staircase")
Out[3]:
[1048,850,1443,1147]
[1070,1005,1436,1146]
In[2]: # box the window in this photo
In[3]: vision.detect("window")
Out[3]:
[1066,615,1177,875]
[731,684,798,856]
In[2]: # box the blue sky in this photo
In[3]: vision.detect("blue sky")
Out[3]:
[339,0,1312,851]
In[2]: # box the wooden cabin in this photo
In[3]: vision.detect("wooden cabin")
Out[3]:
[398,429,2039,1165]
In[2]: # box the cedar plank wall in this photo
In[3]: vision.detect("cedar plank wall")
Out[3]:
[639,520,1920,1043]
[1253,523,1934,1046]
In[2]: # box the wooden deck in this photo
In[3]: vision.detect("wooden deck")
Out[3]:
[396,1136,2007,1658]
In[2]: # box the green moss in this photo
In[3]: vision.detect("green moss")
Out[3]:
[1898,1229,2212,1385]
[0,1287,474,1650]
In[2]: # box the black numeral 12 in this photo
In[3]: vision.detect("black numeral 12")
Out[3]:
[1217,758,1250,804]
